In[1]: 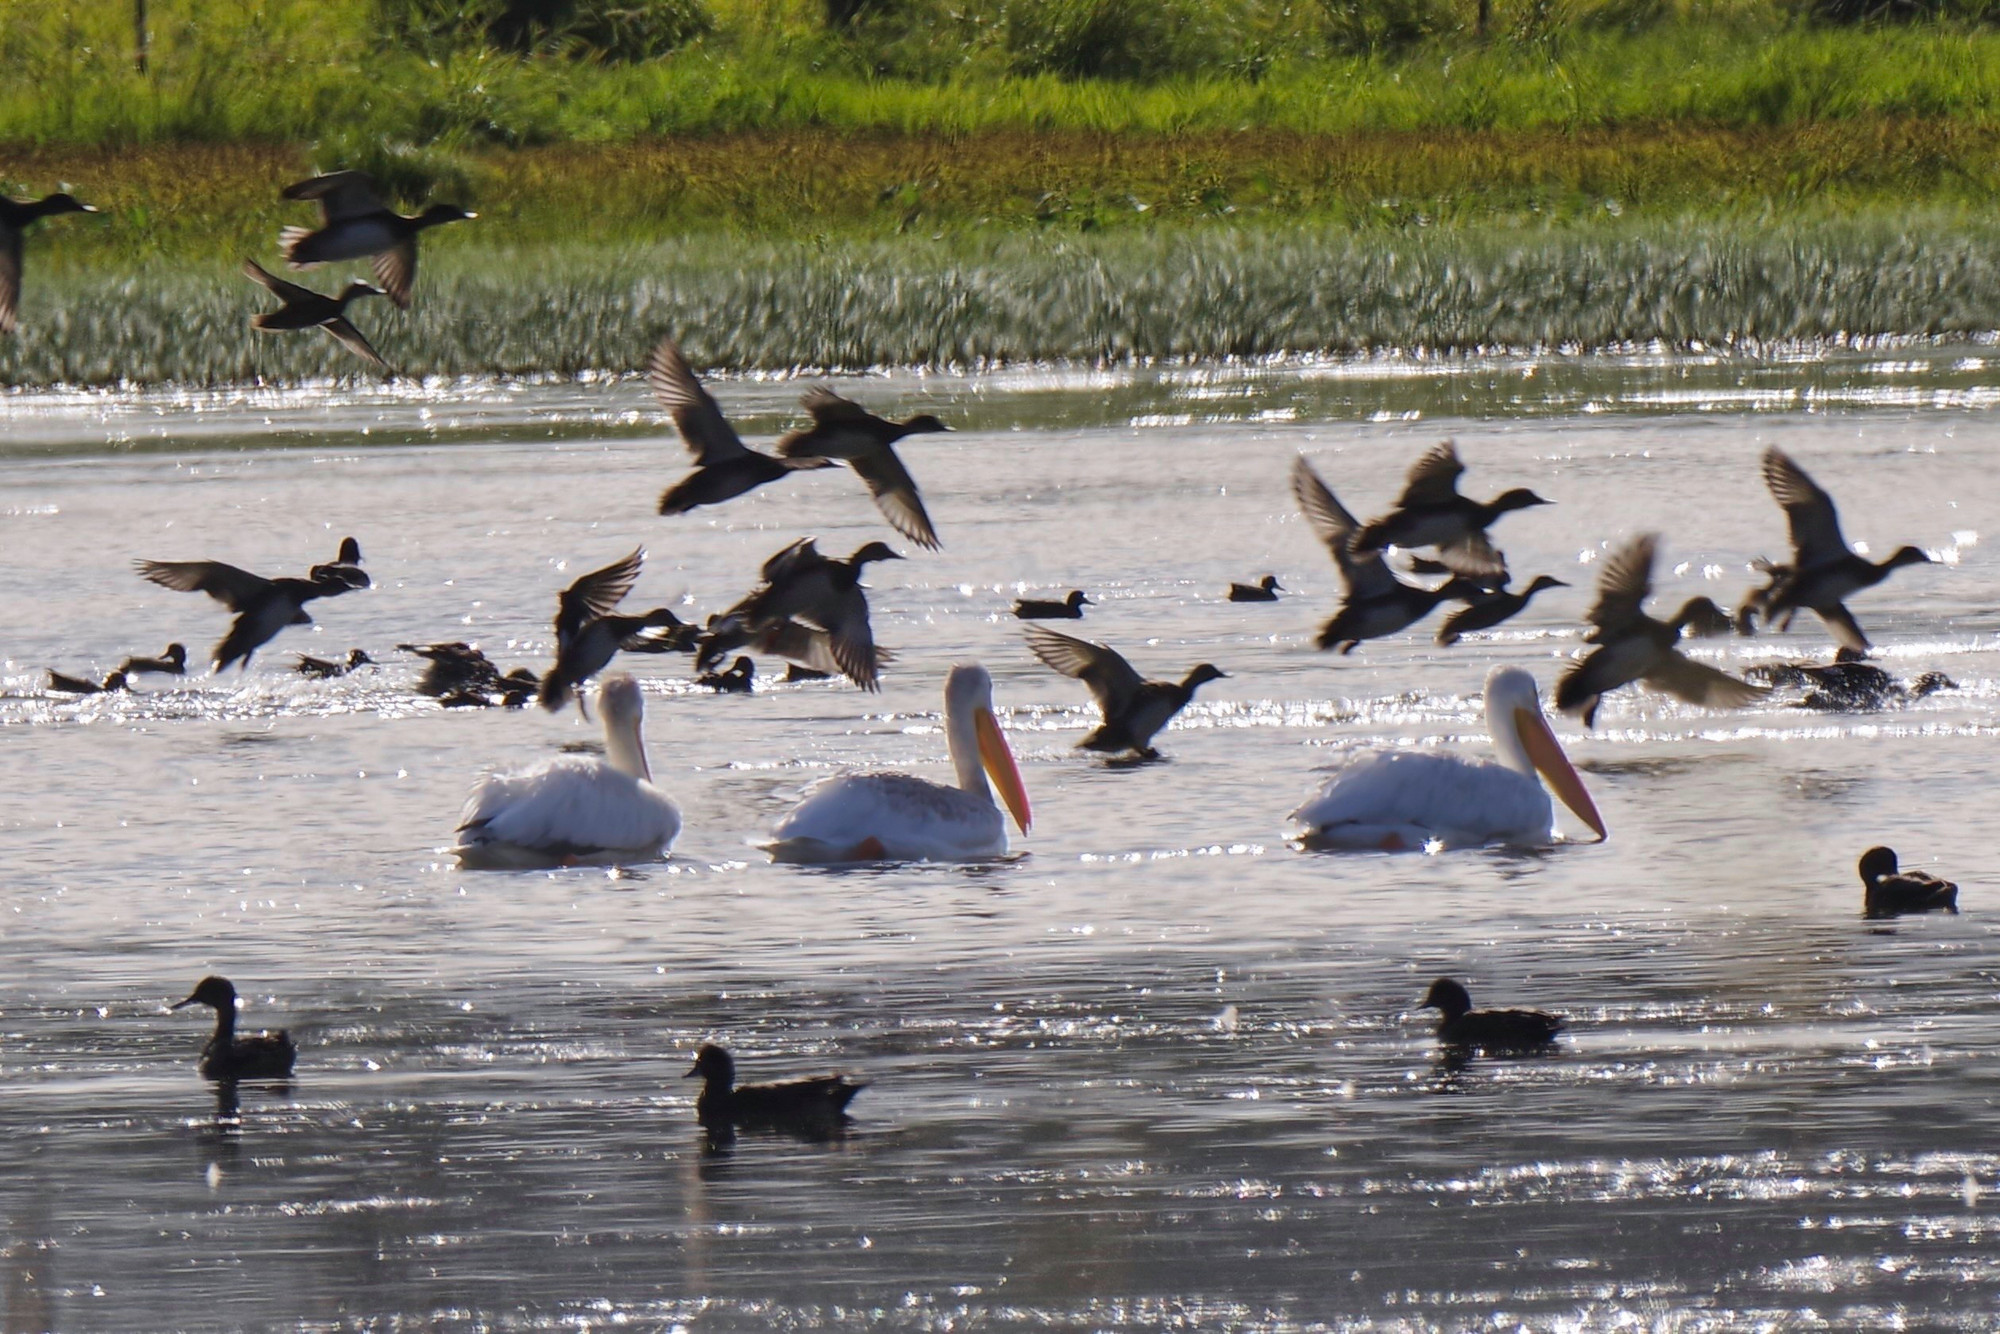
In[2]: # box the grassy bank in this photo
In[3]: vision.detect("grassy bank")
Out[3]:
[9,214,2000,385]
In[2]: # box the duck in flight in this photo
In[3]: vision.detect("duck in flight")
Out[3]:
[725,538,901,691]
[171,976,296,1082]
[279,170,474,309]
[1227,575,1282,602]
[777,387,946,550]
[1024,624,1225,759]
[1858,846,1959,919]
[1353,441,1549,579]
[457,674,681,868]
[118,642,187,679]
[1289,665,1603,851]
[1013,590,1090,619]
[767,662,1030,862]
[1751,447,1934,652]
[1555,534,1766,727]
[1418,978,1564,1052]
[686,1043,867,1138]
[241,259,389,370]
[1291,455,1463,652]
[1435,573,1568,645]
[135,536,371,671]
[537,547,682,713]
[649,336,832,516]
[0,190,97,335]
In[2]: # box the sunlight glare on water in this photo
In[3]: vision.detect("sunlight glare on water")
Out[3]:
[4,347,2000,1330]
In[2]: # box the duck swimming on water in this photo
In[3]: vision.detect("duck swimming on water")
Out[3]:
[1748,647,1955,712]
[1859,846,1959,919]
[686,1043,867,1137]
[117,642,187,679]
[279,171,474,309]
[1752,447,1935,652]
[456,674,681,869]
[650,336,832,517]
[0,190,97,334]
[1227,575,1282,602]
[47,668,128,695]
[777,387,947,550]
[1418,978,1564,1052]
[293,649,372,679]
[1353,441,1549,579]
[171,976,297,1081]
[1024,624,1225,759]
[1013,589,1091,619]
[697,655,755,693]
[767,662,1030,863]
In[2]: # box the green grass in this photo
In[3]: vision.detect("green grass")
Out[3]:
[10,213,2000,385]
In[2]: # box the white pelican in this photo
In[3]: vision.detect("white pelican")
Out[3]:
[1289,666,1605,852]
[453,674,681,869]
[767,663,1031,863]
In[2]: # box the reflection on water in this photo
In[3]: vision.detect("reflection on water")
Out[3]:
[4,351,2000,1328]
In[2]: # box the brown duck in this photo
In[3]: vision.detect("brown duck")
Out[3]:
[686,1043,866,1135]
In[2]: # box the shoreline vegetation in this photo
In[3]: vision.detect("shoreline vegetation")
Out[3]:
[8,0,2000,379]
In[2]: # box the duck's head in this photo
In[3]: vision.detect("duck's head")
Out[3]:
[900,414,952,435]
[1067,590,1093,608]
[38,193,97,217]
[1491,488,1551,513]
[1834,646,1868,664]
[172,976,238,1012]
[101,670,129,692]
[1260,575,1282,592]
[1885,545,1935,570]
[1857,846,1901,885]
[346,649,373,668]
[1522,575,1569,596]
[731,656,755,675]
[686,1043,735,1085]
[164,642,188,666]
[338,281,388,305]
[1418,977,1473,1020]
[418,203,477,226]
[848,541,903,568]
[336,537,362,564]
[1184,663,1228,691]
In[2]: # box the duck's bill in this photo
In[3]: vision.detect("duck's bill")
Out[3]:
[976,706,1032,833]
[1515,705,1607,841]
[170,993,199,1010]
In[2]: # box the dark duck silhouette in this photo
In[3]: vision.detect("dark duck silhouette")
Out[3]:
[1352,441,1549,579]
[1555,534,1766,727]
[777,386,947,550]
[686,1043,866,1136]
[1436,574,1568,645]
[696,611,868,681]
[241,259,389,370]
[1013,589,1090,619]
[134,536,371,671]
[293,648,372,678]
[1859,846,1959,919]
[279,170,474,309]
[1291,455,1463,652]
[117,642,187,678]
[1748,646,1954,711]
[1227,575,1282,602]
[1025,624,1225,759]
[727,538,901,691]
[1418,978,1563,1051]
[538,547,682,714]
[650,336,831,516]
[47,668,128,695]
[0,191,97,335]
[697,655,756,693]
[172,976,296,1082]
[1752,447,1934,652]
[402,642,541,706]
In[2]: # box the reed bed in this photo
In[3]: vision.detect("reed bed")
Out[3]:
[9,217,2000,386]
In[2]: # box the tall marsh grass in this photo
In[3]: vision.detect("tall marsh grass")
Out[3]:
[9,217,2000,385]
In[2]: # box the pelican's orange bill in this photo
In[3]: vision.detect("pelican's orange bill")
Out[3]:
[1515,706,1606,841]
[975,707,1032,833]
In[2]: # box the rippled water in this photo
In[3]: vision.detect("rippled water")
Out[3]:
[6,346,2000,1330]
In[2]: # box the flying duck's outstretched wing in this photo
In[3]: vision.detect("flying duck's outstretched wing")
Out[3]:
[554,548,644,648]
[648,337,751,465]
[1583,535,1657,640]
[1762,447,1850,568]
[282,171,388,224]
[1024,624,1145,717]
[1394,441,1466,507]
[134,559,274,613]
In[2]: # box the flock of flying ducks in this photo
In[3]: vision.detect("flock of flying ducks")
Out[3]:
[12,176,1965,1115]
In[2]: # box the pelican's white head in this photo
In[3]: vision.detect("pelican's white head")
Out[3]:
[598,674,652,782]
[944,663,1031,833]
[1483,666,1605,841]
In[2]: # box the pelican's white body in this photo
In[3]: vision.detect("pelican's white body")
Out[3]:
[455,676,680,869]
[767,663,1025,864]
[1289,667,1577,851]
